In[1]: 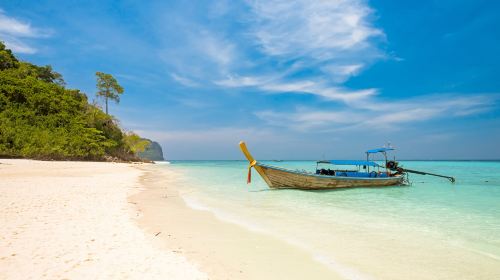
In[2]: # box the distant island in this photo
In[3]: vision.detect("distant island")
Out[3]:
[0,42,163,162]
[138,139,165,161]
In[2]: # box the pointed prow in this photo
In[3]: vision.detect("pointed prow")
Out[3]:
[239,141,259,184]
[239,141,256,164]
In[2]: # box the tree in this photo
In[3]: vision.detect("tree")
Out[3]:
[0,43,151,161]
[0,41,19,70]
[95,72,124,115]
[36,65,65,86]
[123,132,151,154]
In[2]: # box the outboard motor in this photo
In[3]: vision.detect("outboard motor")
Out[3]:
[386,160,398,170]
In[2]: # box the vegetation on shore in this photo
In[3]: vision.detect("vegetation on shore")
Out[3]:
[0,42,152,161]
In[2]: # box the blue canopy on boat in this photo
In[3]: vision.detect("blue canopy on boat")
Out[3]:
[317,160,380,167]
[366,147,395,154]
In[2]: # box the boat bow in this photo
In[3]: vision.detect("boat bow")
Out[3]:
[239,141,273,186]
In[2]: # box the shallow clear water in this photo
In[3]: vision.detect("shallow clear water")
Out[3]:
[162,160,500,276]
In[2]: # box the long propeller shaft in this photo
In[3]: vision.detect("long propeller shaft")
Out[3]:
[400,168,456,183]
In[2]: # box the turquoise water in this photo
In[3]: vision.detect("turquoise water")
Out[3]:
[161,160,500,277]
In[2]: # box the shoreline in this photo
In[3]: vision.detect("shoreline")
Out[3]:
[3,159,499,279]
[134,163,500,280]
[130,164,342,280]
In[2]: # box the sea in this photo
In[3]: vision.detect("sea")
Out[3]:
[158,160,500,279]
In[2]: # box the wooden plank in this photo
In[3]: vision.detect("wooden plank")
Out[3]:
[260,165,403,189]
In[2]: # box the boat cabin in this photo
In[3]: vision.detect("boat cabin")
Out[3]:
[315,147,396,178]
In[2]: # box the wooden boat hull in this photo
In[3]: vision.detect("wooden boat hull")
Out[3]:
[256,164,405,189]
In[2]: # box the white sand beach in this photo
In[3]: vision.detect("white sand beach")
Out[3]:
[0,159,206,280]
[0,159,339,280]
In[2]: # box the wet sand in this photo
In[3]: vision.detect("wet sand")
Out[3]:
[130,164,341,280]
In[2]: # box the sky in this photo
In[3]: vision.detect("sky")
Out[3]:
[1,0,499,160]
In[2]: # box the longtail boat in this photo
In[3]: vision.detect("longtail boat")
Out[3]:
[239,141,455,190]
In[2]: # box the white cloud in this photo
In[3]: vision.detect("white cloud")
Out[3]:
[160,1,386,107]
[214,75,273,87]
[217,73,378,103]
[248,0,382,58]
[0,10,51,54]
[217,76,377,103]
[297,83,378,103]
[171,73,199,87]
[321,64,364,83]
[260,80,316,93]
[197,30,235,68]
[0,12,37,37]
[255,93,499,131]
[211,1,384,104]
[256,109,363,131]
[160,28,238,83]
[0,37,37,54]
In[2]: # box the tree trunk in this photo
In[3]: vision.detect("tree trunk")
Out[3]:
[105,96,108,115]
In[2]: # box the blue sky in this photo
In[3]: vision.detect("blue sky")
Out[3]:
[1,0,499,159]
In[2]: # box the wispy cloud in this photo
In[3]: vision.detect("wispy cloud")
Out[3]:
[163,0,385,98]
[244,0,384,84]
[170,73,199,87]
[216,75,377,103]
[204,0,497,137]
[260,80,378,103]
[198,30,236,68]
[0,9,51,54]
[214,75,276,87]
[321,64,364,83]
[0,37,37,54]
[160,27,238,84]
[248,0,383,58]
[255,93,499,131]
[256,109,363,131]
[0,11,39,37]
[209,0,385,105]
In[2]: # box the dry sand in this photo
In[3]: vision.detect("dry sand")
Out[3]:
[0,159,206,280]
[0,159,340,280]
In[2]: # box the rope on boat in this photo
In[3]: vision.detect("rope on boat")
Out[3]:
[247,160,257,184]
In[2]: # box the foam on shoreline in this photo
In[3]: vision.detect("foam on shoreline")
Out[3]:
[131,164,344,280]
[159,160,500,280]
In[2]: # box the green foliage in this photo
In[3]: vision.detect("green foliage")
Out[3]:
[95,71,124,114]
[0,42,143,161]
[0,41,19,70]
[34,65,65,86]
[123,132,151,154]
